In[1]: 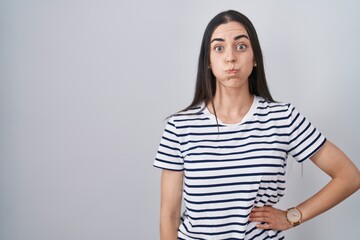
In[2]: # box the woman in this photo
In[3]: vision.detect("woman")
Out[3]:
[153,10,360,240]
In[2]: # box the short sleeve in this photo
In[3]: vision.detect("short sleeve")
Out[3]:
[287,104,326,162]
[153,117,184,171]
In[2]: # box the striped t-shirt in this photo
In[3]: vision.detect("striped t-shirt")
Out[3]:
[154,96,326,240]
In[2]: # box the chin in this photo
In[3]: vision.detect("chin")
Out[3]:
[218,78,247,88]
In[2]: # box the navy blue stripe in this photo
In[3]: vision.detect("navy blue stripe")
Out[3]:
[181,133,290,145]
[256,192,284,199]
[221,238,245,240]
[286,110,300,129]
[187,148,287,157]
[174,117,209,122]
[155,157,183,165]
[289,105,296,114]
[173,112,204,117]
[289,116,306,136]
[160,143,180,152]
[184,180,261,188]
[188,213,250,221]
[288,119,310,144]
[186,205,253,213]
[168,121,176,128]
[245,225,258,235]
[184,196,256,205]
[259,186,286,191]
[243,115,291,125]
[182,140,288,154]
[248,229,267,240]
[289,128,316,154]
[184,155,285,164]
[253,108,288,116]
[257,198,279,205]
[261,179,286,184]
[184,188,258,197]
[192,221,248,228]
[176,124,223,129]
[164,128,177,136]
[290,117,306,135]
[184,163,282,172]
[291,129,318,157]
[153,164,183,171]
[162,136,179,145]
[257,103,289,109]
[157,150,181,159]
[269,229,282,238]
[185,172,285,180]
[298,137,326,162]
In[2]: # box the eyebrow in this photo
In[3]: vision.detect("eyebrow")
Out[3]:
[211,34,249,43]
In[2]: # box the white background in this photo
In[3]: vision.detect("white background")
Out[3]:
[1,0,359,239]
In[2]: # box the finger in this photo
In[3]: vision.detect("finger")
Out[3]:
[256,223,271,230]
[251,207,267,212]
[249,211,269,218]
[250,209,271,218]
[249,216,269,222]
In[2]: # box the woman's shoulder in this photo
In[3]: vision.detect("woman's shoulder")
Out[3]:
[255,96,294,115]
[168,102,207,124]
[257,96,292,108]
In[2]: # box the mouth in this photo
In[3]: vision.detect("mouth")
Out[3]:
[226,69,239,74]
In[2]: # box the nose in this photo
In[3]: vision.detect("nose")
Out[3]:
[226,49,237,63]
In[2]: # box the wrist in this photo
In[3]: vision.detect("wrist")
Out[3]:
[286,207,302,227]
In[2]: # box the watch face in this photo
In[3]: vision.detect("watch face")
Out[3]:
[287,208,301,223]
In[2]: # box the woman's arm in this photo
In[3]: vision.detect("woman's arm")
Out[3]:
[160,169,184,240]
[296,140,360,222]
[250,140,360,230]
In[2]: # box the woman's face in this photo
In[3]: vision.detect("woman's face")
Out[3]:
[209,21,256,89]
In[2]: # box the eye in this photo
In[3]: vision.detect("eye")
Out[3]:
[214,45,224,52]
[236,44,247,51]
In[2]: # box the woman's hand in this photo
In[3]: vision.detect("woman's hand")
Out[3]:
[249,206,293,231]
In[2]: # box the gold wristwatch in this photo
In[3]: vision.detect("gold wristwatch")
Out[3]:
[286,207,302,227]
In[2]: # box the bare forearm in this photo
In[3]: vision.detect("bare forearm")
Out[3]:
[297,176,360,223]
[160,215,180,240]
[296,141,360,223]
[159,170,183,240]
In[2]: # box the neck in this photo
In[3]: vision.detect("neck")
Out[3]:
[213,84,253,113]
[207,82,254,124]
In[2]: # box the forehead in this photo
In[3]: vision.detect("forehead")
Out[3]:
[211,21,248,39]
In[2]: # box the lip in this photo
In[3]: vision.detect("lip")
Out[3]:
[226,69,239,74]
